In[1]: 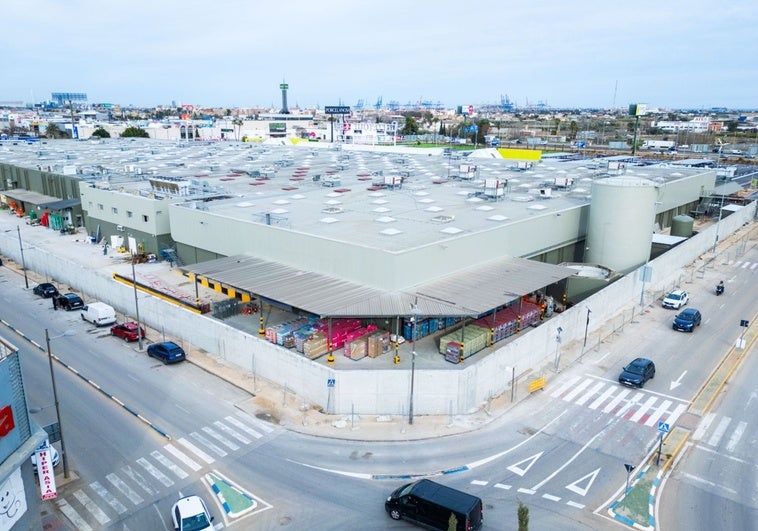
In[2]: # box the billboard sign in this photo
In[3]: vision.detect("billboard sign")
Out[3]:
[36,442,58,500]
[325,106,350,115]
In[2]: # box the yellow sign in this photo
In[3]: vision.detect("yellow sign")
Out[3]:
[528,376,546,393]
[497,148,542,161]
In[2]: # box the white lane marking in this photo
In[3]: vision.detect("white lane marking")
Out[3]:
[562,379,594,402]
[725,421,747,453]
[235,410,274,433]
[190,432,228,457]
[588,386,616,410]
[531,425,608,491]
[164,444,201,471]
[55,498,93,531]
[589,375,690,403]
[73,489,110,525]
[707,416,732,447]
[518,488,536,494]
[550,375,581,398]
[602,388,631,413]
[119,466,156,496]
[136,457,174,487]
[470,480,488,486]
[630,396,658,423]
[666,403,688,426]
[542,494,561,502]
[567,501,586,509]
[106,473,144,505]
[593,351,611,364]
[225,416,263,439]
[213,420,251,444]
[202,426,240,451]
[90,481,127,515]
[644,400,672,427]
[178,437,215,464]
[681,472,738,495]
[576,382,606,406]
[693,444,757,466]
[151,450,188,479]
[692,412,716,441]
[494,483,511,490]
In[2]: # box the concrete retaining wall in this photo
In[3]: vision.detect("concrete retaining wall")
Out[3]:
[2,201,755,415]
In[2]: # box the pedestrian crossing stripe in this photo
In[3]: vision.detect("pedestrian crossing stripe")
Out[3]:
[178,437,215,464]
[164,443,202,471]
[106,472,144,505]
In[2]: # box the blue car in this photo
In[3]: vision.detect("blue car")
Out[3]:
[673,308,702,332]
[619,358,656,388]
[146,341,186,364]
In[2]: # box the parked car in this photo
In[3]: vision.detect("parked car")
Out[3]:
[673,308,702,332]
[172,495,213,531]
[110,321,146,342]
[56,292,84,311]
[662,289,689,309]
[619,358,656,388]
[30,441,60,473]
[80,302,117,327]
[33,282,59,298]
[147,341,186,364]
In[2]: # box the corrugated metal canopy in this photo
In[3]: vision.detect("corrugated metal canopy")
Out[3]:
[182,255,577,318]
[1,189,59,204]
[38,198,81,210]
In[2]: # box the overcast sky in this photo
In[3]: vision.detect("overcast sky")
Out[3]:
[3,1,756,110]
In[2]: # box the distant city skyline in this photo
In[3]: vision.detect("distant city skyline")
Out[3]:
[3,1,756,111]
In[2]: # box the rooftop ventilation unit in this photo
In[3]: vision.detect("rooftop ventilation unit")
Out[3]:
[322,206,344,214]
[431,215,455,223]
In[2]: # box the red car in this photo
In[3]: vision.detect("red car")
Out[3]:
[110,322,145,342]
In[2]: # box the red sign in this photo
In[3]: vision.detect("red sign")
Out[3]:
[0,405,15,436]
[37,447,58,500]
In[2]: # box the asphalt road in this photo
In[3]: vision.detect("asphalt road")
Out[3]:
[2,230,756,530]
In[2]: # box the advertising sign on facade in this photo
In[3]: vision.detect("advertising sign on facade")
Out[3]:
[36,444,58,501]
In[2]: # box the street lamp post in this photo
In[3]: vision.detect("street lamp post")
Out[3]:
[583,308,592,348]
[17,226,29,289]
[408,316,417,425]
[45,328,75,479]
[131,256,144,350]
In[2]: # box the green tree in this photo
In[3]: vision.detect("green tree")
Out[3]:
[568,120,579,140]
[121,126,150,138]
[232,118,244,141]
[518,502,529,531]
[43,122,64,139]
[91,127,111,138]
[401,116,419,135]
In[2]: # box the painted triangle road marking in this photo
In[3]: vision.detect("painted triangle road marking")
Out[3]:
[565,468,601,496]
[507,452,544,476]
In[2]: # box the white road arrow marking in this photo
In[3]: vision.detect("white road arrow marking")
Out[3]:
[565,468,601,496]
[670,370,688,391]
[507,452,544,477]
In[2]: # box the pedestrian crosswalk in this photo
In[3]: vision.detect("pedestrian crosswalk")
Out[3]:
[549,375,688,427]
[54,411,275,530]
[726,260,758,270]
[693,411,750,455]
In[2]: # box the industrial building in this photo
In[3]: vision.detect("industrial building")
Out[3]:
[0,137,746,414]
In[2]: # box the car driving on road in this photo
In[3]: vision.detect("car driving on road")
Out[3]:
[619,358,656,388]
[673,308,702,332]
[172,495,213,531]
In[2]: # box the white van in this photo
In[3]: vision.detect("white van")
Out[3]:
[80,301,117,327]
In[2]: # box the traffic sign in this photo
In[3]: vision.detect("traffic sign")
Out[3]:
[657,421,670,434]
[624,464,635,473]
[740,319,749,327]
[325,106,350,115]
[327,378,335,388]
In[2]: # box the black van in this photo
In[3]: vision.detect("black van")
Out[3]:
[385,479,483,530]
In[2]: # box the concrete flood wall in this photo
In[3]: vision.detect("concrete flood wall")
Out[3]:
[2,201,755,415]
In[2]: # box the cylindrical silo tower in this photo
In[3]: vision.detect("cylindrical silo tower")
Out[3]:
[585,176,658,273]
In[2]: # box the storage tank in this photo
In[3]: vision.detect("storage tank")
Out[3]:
[585,177,658,273]
[670,215,694,238]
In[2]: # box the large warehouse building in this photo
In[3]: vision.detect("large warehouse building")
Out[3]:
[0,138,743,414]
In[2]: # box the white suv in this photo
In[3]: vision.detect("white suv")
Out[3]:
[662,289,689,309]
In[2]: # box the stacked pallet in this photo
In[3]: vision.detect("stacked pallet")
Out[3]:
[367,330,390,358]
[437,325,490,360]
[303,331,329,359]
